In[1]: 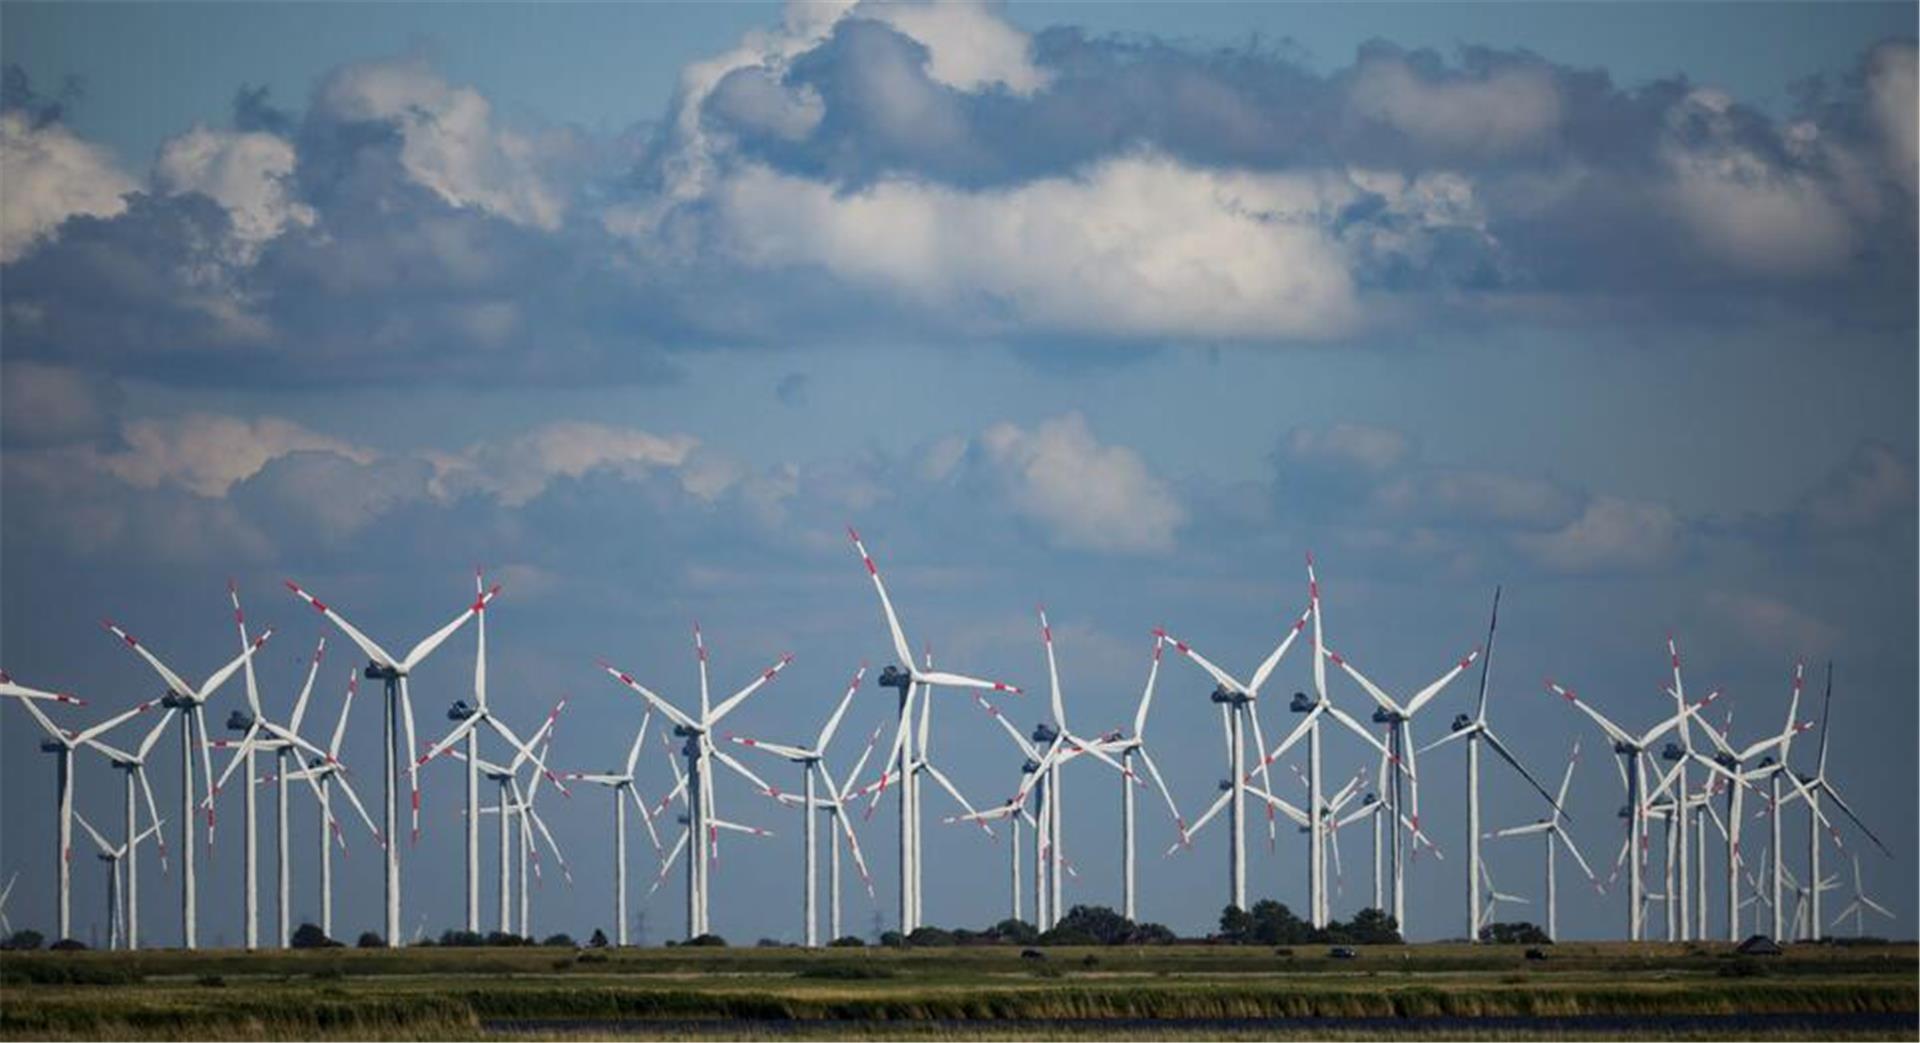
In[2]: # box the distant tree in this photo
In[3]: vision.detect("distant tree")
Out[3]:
[356,931,385,949]
[589,929,609,949]
[686,933,727,947]
[1248,900,1312,945]
[1054,905,1131,945]
[1130,922,1177,945]
[878,930,905,948]
[3,929,44,951]
[756,937,787,948]
[291,923,339,949]
[542,933,576,948]
[486,931,530,947]
[1219,905,1253,943]
[906,926,955,947]
[48,938,86,951]
[991,919,1038,945]
[1479,922,1548,945]
[828,935,866,947]
[438,929,484,947]
[1346,908,1402,944]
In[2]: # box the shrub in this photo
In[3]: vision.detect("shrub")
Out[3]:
[356,931,385,949]
[486,931,531,947]
[991,918,1038,945]
[542,933,577,948]
[906,926,955,947]
[3,929,44,951]
[878,930,905,948]
[1480,921,1549,945]
[291,923,339,949]
[828,935,866,947]
[589,928,609,948]
[1054,905,1131,945]
[48,938,87,951]
[1036,925,1098,946]
[438,929,485,947]
[685,933,727,947]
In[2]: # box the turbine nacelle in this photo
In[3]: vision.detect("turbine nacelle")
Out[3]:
[446,700,476,721]
[1617,804,1633,819]
[1021,758,1042,775]
[875,665,913,694]
[1217,778,1233,792]
[225,710,255,732]
[1613,740,1638,756]
[159,689,189,709]
[364,662,401,682]
[1288,692,1313,713]
[1031,722,1059,744]
[1450,713,1473,733]
[39,739,62,753]
[1661,742,1686,762]
[1208,685,1245,706]
[1372,706,1403,724]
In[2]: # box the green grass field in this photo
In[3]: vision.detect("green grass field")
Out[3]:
[2,941,1914,1040]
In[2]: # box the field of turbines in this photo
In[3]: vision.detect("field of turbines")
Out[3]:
[2,528,1913,1040]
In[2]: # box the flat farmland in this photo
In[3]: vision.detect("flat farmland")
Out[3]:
[2,941,1913,1040]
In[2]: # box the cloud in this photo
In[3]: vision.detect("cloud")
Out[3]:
[1283,423,1411,473]
[1866,41,1917,194]
[1512,495,1680,573]
[425,422,700,507]
[1704,590,1839,655]
[0,362,120,447]
[91,413,374,497]
[715,153,1362,340]
[863,1,1051,96]
[153,125,314,250]
[1795,440,1916,532]
[0,109,135,262]
[311,56,568,231]
[976,412,1185,552]
[1346,47,1563,157]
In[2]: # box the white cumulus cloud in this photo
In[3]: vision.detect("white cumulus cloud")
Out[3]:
[1512,494,1679,572]
[0,111,136,262]
[977,412,1185,552]
[153,125,315,251]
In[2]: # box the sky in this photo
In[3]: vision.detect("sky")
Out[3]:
[0,1,1914,949]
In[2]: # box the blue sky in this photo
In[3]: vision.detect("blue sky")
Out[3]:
[1,1,1914,948]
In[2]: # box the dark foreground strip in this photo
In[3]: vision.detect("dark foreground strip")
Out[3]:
[487,1011,1920,1037]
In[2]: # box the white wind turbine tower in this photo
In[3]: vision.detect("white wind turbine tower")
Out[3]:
[1486,739,1600,942]
[1324,636,1482,931]
[1830,854,1892,938]
[1258,558,1393,928]
[71,811,163,950]
[266,668,384,940]
[728,664,880,946]
[104,615,272,948]
[81,704,179,952]
[1544,678,1717,940]
[1781,663,1890,941]
[1687,694,1816,942]
[1420,588,1563,942]
[1153,603,1310,914]
[845,527,1020,934]
[208,620,341,948]
[418,572,570,934]
[284,575,496,946]
[1099,635,1187,923]
[961,690,1073,927]
[453,697,567,937]
[860,648,1009,929]
[599,625,791,940]
[1743,663,1816,941]
[640,725,778,933]
[5,690,171,942]
[561,706,666,946]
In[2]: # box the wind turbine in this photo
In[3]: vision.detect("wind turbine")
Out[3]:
[0,872,16,936]
[1544,678,1717,940]
[265,668,384,941]
[103,614,272,948]
[452,696,567,937]
[1257,557,1393,928]
[70,811,163,950]
[5,691,170,942]
[1324,636,1482,931]
[1486,739,1600,942]
[1419,588,1562,942]
[1687,692,1814,942]
[0,672,85,707]
[1099,635,1186,922]
[728,664,879,946]
[417,571,569,933]
[845,527,1020,934]
[1778,663,1890,941]
[598,624,790,939]
[1153,601,1310,914]
[1830,854,1892,938]
[284,575,495,946]
[640,725,778,930]
[207,616,339,949]
[79,704,179,952]
[561,706,666,946]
